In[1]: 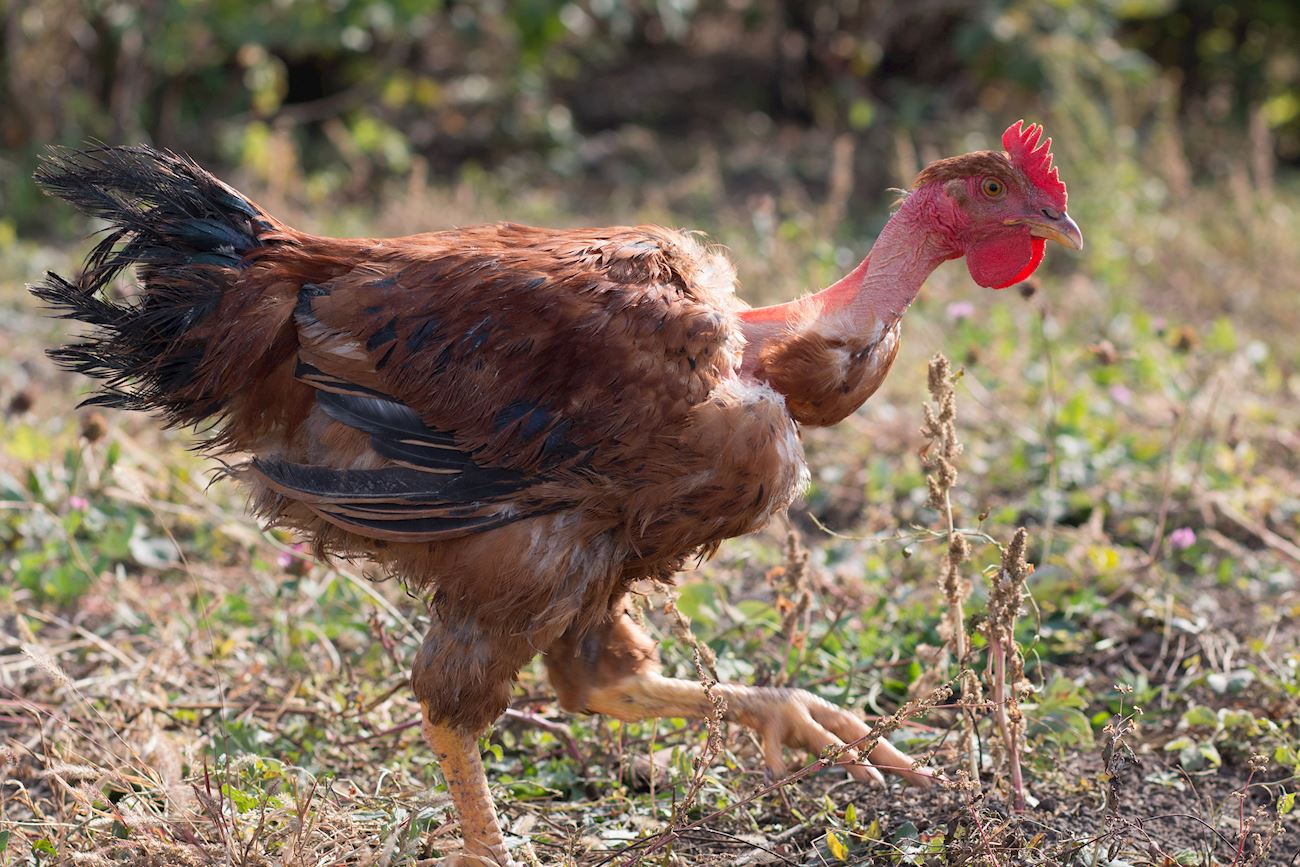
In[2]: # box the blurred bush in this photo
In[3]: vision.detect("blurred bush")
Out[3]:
[1,0,1296,232]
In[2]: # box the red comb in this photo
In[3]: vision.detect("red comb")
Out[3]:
[1002,120,1067,209]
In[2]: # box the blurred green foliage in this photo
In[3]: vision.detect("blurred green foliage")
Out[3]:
[1,0,1297,235]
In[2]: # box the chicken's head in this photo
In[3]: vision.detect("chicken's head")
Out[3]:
[912,119,1083,289]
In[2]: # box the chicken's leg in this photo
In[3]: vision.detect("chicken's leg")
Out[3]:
[413,606,551,867]
[585,674,931,785]
[544,603,932,787]
[422,717,518,867]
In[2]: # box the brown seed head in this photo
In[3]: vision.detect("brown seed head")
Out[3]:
[6,389,34,415]
[80,411,108,442]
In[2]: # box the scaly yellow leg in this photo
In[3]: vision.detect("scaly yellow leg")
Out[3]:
[422,715,520,867]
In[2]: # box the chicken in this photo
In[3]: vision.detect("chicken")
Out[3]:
[32,121,1080,866]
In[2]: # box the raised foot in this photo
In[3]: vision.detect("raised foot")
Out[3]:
[735,686,935,787]
[584,674,938,789]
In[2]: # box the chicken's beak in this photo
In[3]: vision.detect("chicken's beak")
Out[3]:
[1008,209,1084,251]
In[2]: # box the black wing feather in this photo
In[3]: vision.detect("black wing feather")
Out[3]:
[248,360,567,542]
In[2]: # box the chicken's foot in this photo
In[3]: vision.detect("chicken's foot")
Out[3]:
[422,715,520,867]
[585,674,932,786]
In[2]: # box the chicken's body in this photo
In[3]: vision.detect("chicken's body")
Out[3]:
[244,221,818,733]
[34,127,1079,866]
[252,223,804,582]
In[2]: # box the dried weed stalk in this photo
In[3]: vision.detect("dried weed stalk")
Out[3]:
[771,530,813,686]
[983,527,1031,812]
[920,354,981,778]
[1232,754,1289,867]
[922,353,1036,812]
[663,596,727,826]
[1096,700,1142,866]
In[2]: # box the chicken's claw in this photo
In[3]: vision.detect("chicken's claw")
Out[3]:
[738,687,934,788]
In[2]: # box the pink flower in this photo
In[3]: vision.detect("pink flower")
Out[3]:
[1109,385,1132,406]
[1169,527,1196,550]
[68,496,89,511]
[277,542,311,574]
[946,301,976,321]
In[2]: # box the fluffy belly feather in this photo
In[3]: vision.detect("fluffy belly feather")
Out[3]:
[616,376,807,573]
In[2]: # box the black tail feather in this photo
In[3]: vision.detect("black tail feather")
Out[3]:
[31,145,271,429]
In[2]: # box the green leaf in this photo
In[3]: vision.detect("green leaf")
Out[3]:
[503,779,559,800]
[220,782,260,812]
[62,509,84,536]
[1197,743,1222,767]
[1169,738,1221,770]
[1181,706,1217,728]
[1219,709,1258,733]
[1206,669,1254,694]
[675,583,718,627]
[1038,675,1090,710]
[1279,791,1295,817]
[1030,708,1095,748]
[1205,318,1237,353]
[825,829,849,862]
[848,99,876,130]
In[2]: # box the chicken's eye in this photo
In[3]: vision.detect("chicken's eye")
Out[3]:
[981,178,1005,198]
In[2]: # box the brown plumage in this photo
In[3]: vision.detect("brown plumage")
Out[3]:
[33,129,1080,866]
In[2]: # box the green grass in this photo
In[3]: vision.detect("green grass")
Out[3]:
[1,157,1298,866]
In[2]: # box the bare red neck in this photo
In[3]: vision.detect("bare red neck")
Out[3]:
[740,188,959,370]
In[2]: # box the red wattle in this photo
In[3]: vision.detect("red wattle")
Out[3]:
[966,234,1045,290]
[998,237,1045,289]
